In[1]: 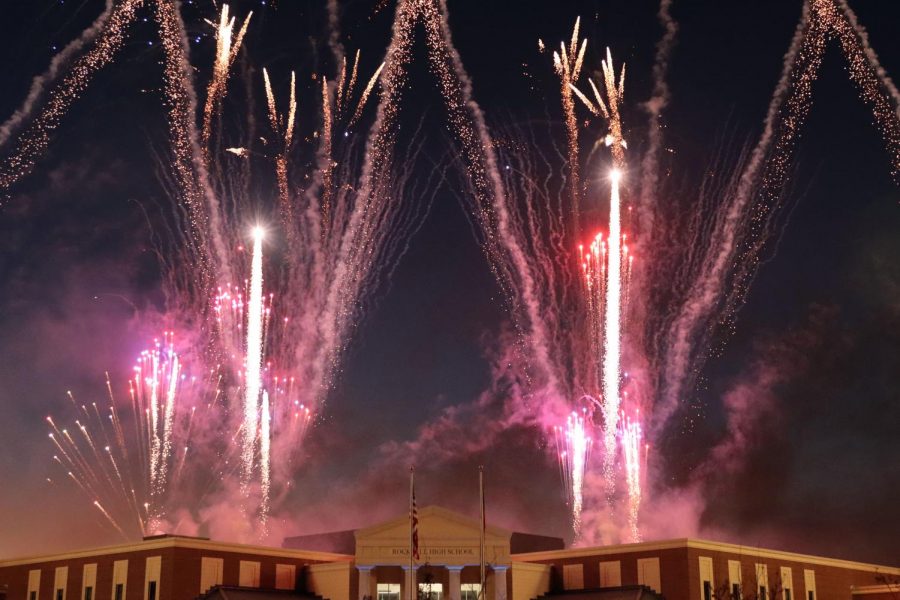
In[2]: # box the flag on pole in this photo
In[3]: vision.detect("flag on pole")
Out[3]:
[410,468,420,561]
[479,466,485,600]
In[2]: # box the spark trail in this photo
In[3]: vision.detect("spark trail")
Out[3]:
[243,228,265,489]
[0,0,145,195]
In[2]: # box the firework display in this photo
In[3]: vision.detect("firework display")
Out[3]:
[0,0,897,546]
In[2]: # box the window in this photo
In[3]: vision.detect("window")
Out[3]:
[54,566,68,600]
[461,584,481,600]
[699,557,715,600]
[239,561,261,588]
[599,562,622,588]
[144,557,161,600]
[780,567,794,600]
[377,583,401,600]
[112,560,128,600]
[418,582,443,600]
[83,563,97,600]
[637,558,661,594]
[803,570,816,600]
[28,569,42,600]
[275,565,296,591]
[728,560,743,600]
[200,557,224,594]
[755,564,769,600]
[563,564,584,590]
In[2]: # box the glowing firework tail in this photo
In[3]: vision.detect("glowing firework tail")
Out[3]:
[260,390,271,532]
[602,168,623,475]
[621,413,643,542]
[555,410,592,539]
[581,49,628,480]
[349,62,386,127]
[201,4,253,153]
[552,18,587,235]
[243,227,265,487]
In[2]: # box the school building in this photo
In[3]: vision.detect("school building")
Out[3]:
[1,506,897,600]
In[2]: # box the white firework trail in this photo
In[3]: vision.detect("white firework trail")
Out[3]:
[243,227,265,487]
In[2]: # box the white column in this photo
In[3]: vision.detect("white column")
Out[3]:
[402,566,418,600]
[492,567,508,600]
[447,567,463,600]
[358,567,374,600]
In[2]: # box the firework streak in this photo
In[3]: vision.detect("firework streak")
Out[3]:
[3,0,897,543]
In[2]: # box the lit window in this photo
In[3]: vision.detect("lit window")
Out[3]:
[728,560,742,600]
[755,564,769,600]
[461,583,481,600]
[418,582,443,600]
[377,583,401,600]
[563,564,584,591]
[637,558,661,594]
[599,562,622,588]
[804,569,816,600]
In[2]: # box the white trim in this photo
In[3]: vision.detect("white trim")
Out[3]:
[852,585,900,595]
[511,538,900,576]
[510,562,552,574]
[0,536,352,567]
[310,562,354,574]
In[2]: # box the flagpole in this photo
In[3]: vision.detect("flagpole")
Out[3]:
[409,467,415,600]
[479,465,485,600]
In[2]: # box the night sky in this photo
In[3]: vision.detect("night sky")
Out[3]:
[0,0,898,565]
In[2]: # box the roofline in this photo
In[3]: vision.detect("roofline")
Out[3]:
[0,536,353,568]
[511,538,900,575]
[851,585,900,595]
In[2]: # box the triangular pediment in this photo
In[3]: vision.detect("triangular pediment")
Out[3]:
[354,505,511,567]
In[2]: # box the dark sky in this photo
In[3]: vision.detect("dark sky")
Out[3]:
[0,0,898,565]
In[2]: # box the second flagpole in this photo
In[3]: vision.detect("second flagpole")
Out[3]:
[409,467,415,600]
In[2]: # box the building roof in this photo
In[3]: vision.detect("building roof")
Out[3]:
[512,538,900,575]
[0,535,353,567]
[284,505,563,556]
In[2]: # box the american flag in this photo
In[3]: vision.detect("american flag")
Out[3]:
[410,476,420,561]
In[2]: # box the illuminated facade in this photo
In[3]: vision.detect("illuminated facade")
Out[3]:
[1,506,897,600]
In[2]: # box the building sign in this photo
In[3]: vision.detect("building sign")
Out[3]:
[358,545,508,565]
[389,547,477,558]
